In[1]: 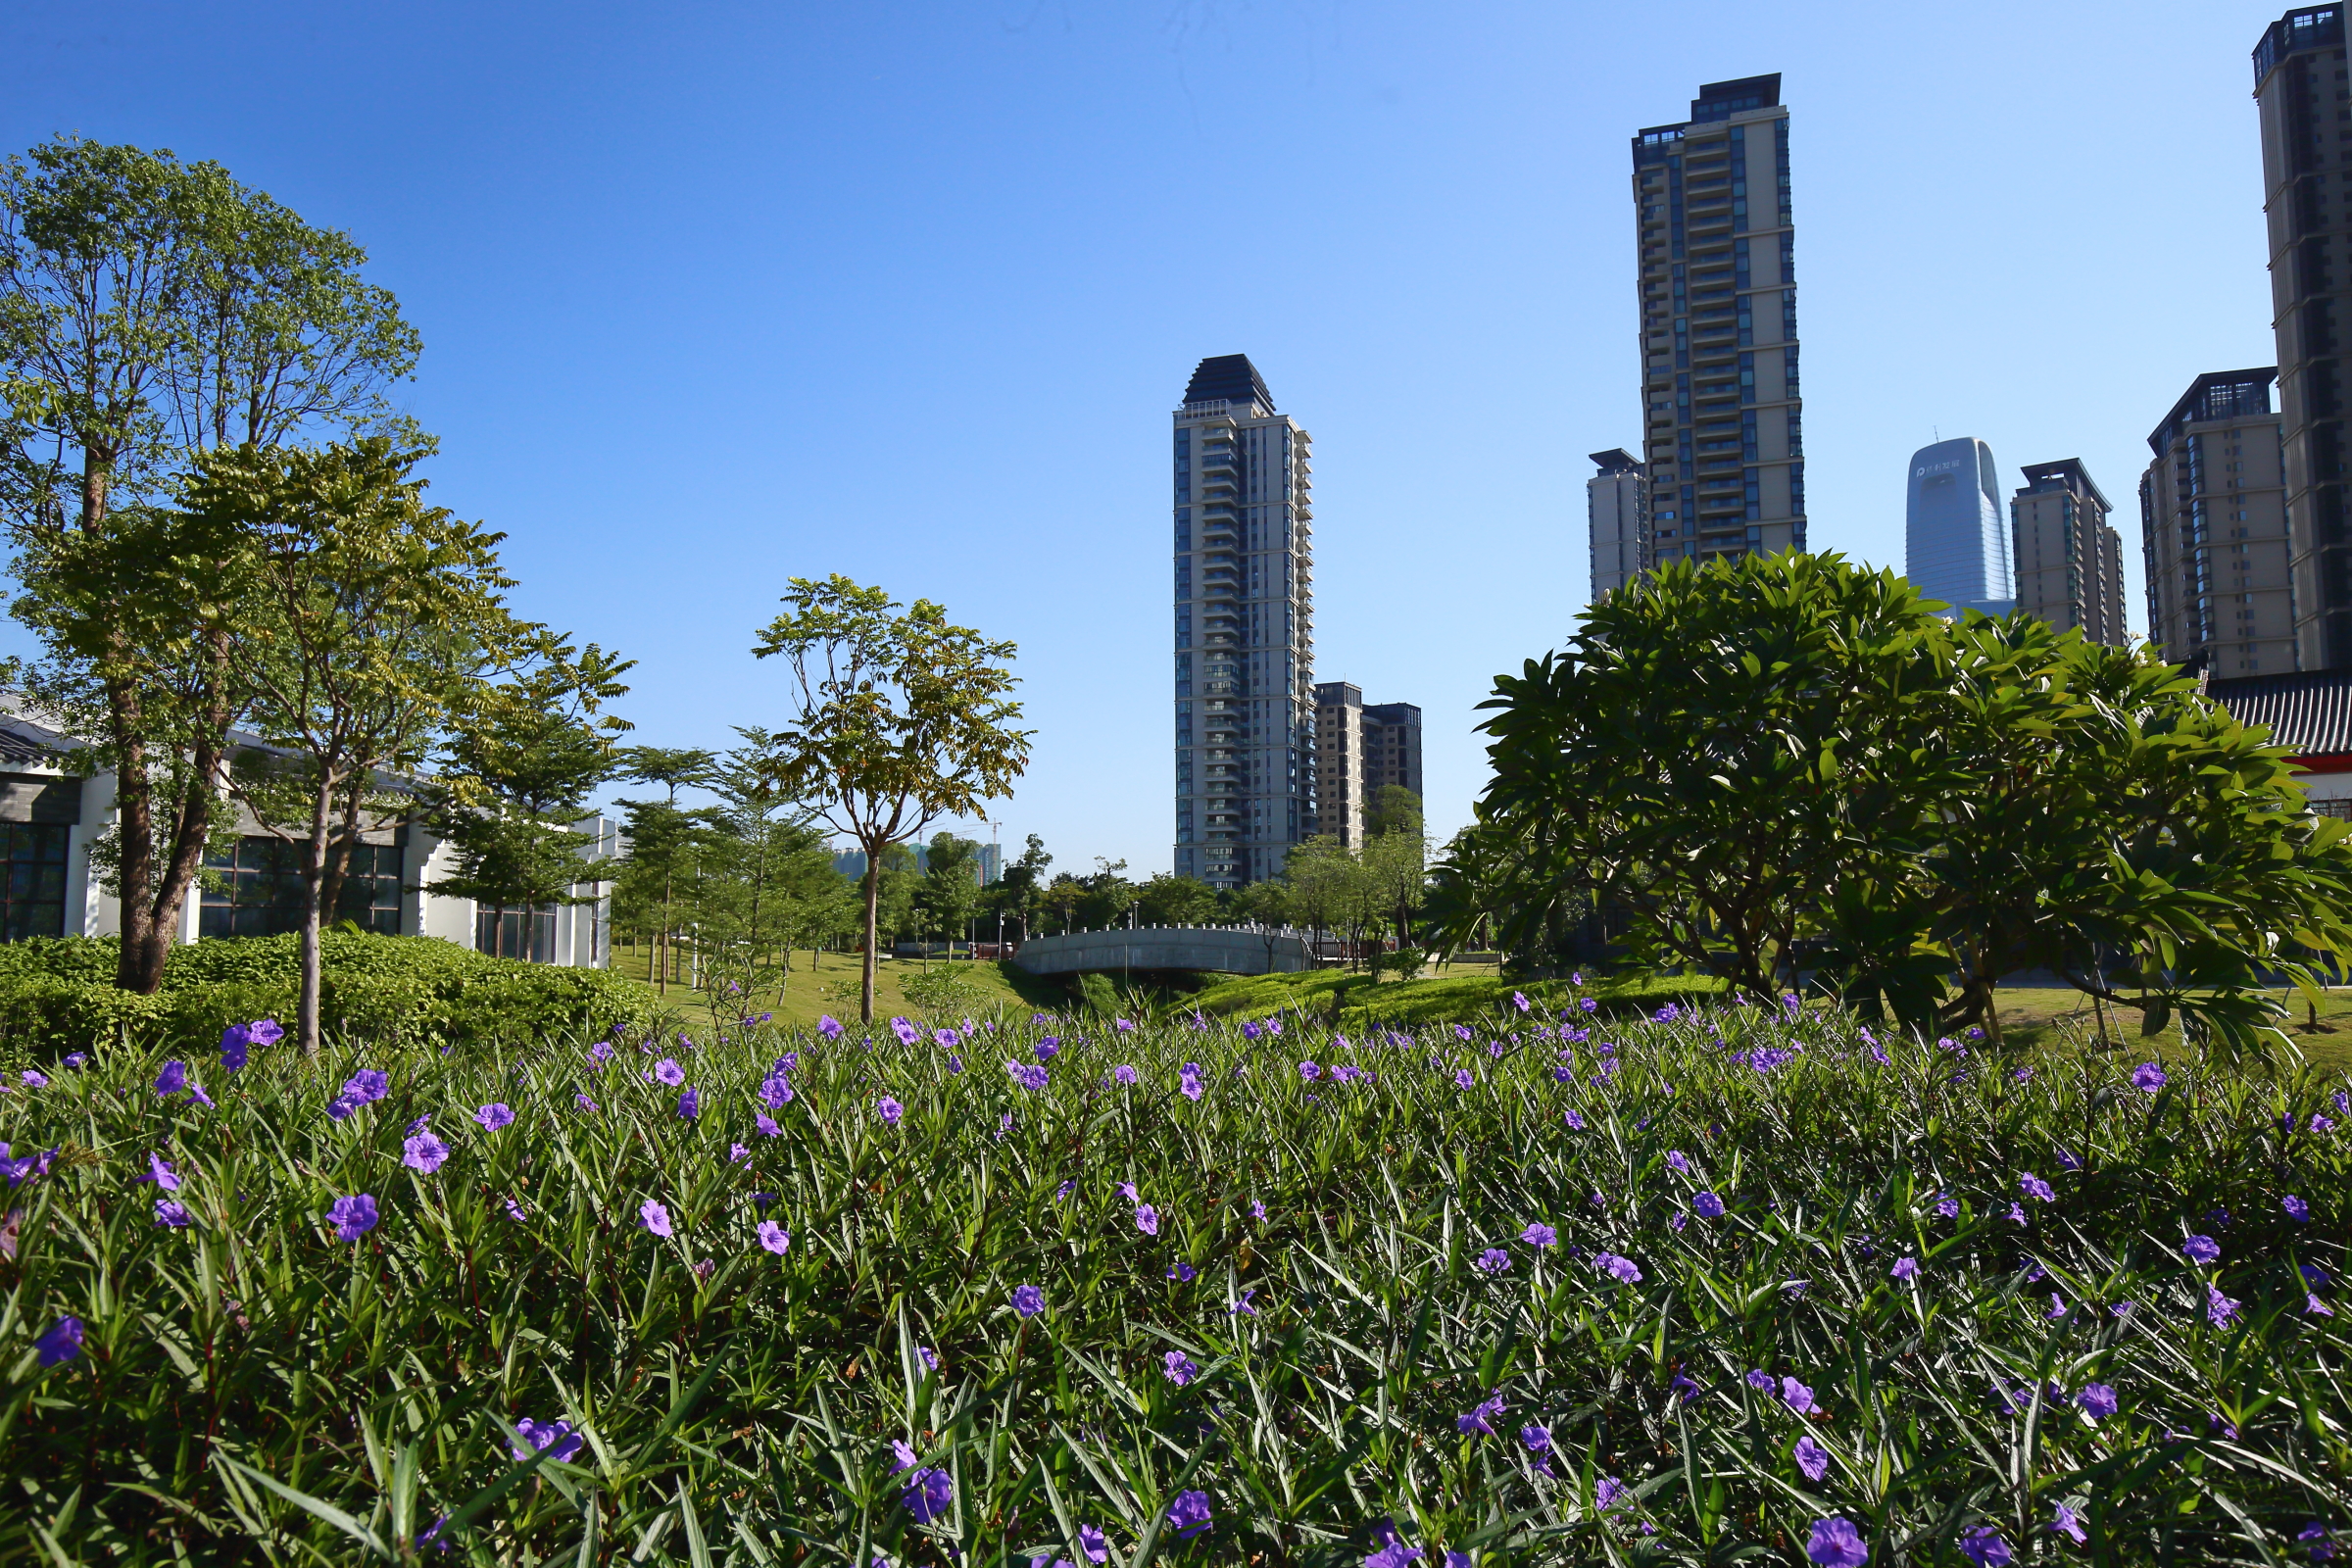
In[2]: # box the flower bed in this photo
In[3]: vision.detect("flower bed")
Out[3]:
[0,995,2343,1563]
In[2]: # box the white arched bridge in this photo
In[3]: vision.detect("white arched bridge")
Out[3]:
[1012,925,1316,976]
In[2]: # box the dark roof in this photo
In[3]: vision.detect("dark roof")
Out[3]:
[1183,355,1274,411]
[2016,459,2111,514]
[1590,448,1642,475]
[2147,368,2275,458]
[0,710,74,768]
[2206,668,2352,755]
[1691,74,1781,122]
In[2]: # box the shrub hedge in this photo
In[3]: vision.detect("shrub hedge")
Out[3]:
[0,934,658,1054]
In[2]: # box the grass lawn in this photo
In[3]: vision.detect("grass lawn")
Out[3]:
[607,944,1062,1031]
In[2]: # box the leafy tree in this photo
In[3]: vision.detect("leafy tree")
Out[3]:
[1451,550,2352,1046]
[192,438,520,1053]
[0,137,417,992]
[917,832,983,954]
[1361,785,1429,955]
[980,831,1051,943]
[614,746,716,995]
[423,637,633,959]
[754,576,1030,1023]
[1135,872,1218,927]
[1041,873,1087,935]
[1073,857,1137,933]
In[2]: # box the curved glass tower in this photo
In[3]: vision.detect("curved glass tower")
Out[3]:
[1905,437,2013,615]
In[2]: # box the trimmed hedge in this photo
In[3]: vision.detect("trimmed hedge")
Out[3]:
[0,934,659,1055]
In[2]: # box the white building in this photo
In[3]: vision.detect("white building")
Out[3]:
[1588,448,1649,599]
[0,700,615,965]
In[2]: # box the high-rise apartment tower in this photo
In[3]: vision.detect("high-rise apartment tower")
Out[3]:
[1172,355,1316,890]
[1311,683,1424,851]
[2010,460,2128,646]
[2140,369,2292,672]
[2255,7,2352,665]
[1905,439,2013,615]
[1631,74,1805,564]
[1588,448,1648,599]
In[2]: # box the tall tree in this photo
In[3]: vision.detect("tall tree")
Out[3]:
[423,635,633,958]
[918,832,983,955]
[191,438,520,1053]
[753,576,1030,1023]
[0,136,417,992]
[1361,785,1429,956]
[615,745,717,994]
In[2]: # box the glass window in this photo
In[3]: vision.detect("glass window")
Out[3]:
[475,906,557,963]
[0,823,69,941]
[201,836,403,939]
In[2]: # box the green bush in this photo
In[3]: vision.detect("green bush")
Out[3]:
[0,934,658,1054]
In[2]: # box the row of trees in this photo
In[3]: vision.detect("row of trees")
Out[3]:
[1428,552,2352,1047]
[2,138,1040,1034]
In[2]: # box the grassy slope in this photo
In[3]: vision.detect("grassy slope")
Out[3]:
[608,945,1067,1030]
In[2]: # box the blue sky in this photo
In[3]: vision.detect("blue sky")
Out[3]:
[1,0,2293,875]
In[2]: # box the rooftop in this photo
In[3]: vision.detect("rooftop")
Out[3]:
[2017,459,2112,514]
[1590,448,1642,475]
[2147,368,2276,457]
[2207,667,2352,757]
[1690,74,1781,122]
[1183,355,1274,412]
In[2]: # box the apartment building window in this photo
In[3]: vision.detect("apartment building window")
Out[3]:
[0,823,69,941]
[201,836,403,939]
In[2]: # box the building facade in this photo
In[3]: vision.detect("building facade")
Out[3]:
[1588,448,1648,598]
[1171,355,1316,890]
[2255,6,2352,666]
[1905,438,2013,615]
[1310,682,1423,851]
[2140,369,2292,672]
[2011,459,2128,645]
[0,701,614,963]
[1631,74,1805,566]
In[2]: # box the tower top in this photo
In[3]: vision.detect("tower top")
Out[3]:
[1183,355,1274,412]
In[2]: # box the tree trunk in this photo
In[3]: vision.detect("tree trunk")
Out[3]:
[860,852,882,1024]
[107,679,164,993]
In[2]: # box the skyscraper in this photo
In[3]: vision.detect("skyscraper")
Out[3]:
[2255,7,2352,665]
[1904,439,2013,615]
[1172,356,1316,890]
[1631,74,1805,564]
[2010,460,2128,646]
[1310,682,1422,851]
[2140,369,2291,672]
[1588,448,1648,599]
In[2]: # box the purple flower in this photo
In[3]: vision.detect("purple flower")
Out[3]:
[155,1199,192,1228]
[1890,1256,1920,1281]
[1166,1490,1212,1541]
[1794,1433,1830,1482]
[1511,991,1530,1012]
[504,1196,526,1221]
[877,1096,904,1125]
[1135,1204,1160,1236]
[1782,1377,1815,1414]
[1455,1394,1505,1436]
[1364,1519,1424,1568]
[1692,1191,1725,1219]
[341,1069,389,1103]
[474,1102,514,1131]
[576,1094,599,1112]
[1670,1371,1700,1402]
[1521,1423,1551,1451]
[1595,1475,1630,1511]
[1250,1200,1267,1220]
[1299,1060,1321,1080]
[1168,1259,1197,1282]
[2182,1235,2220,1265]
[1521,1222,1557,1247]
[933,1028,959,1049]
[1563,1108,1587,1131]
[2207,1285,2241,1327]
[902,1464,954,1523]
[2007,1202,2027,1225]
[1106,1063,1137,1085]
[2050,1502,2086,1545]
[147,1152,181,1192]
[2078,1383,2118,1420]
[1163,1349,1200,1386]
[1011,1284,1045,1317]
[1805,1517,1868,1566]
[639,1200,672,1238]
[2299,1523,2335,1563]
[328,1194,378,1241]
[512,1417,585,1462]
[589,1040,614,1064]
[651,1057,685,1087]
[1078,1522,1111,1562]
[1007,1062,1049,1092]
[218,1026,250,1074]
[2056,1148,2082,1171]
[1593,1251,1642,1284]
[1935,1193,1959,1218]
[2132,1061,2167,1094]
[2285,1194,2311,1222]
[1666,1151,1691,1174]
[892,1017,918,1045]
[818,1015,843,1039]
[1958,1526,2012,1567]
[402,1134,449,1174]
[155,1060,189,1098]
[34,1316,82,1366]
[2019,1173,2055,1202]
[2313,1295,2338,1317]
[1475,1248,1511,1274]
[1232,1289,1258,1316]
[758,1219,791,1253]
[1452,1068,1474,1091]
